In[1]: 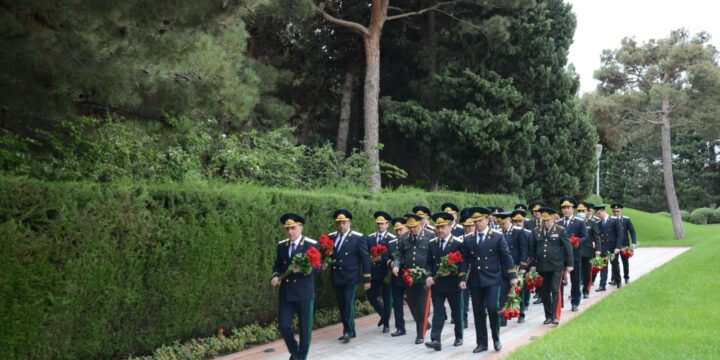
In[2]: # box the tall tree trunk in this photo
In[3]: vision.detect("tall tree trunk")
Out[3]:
[336,59,357,156]
[363,33,381,192]
[660,96,685,239]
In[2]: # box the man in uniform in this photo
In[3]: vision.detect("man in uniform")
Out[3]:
[389,217,408,337]
[367,211,396,333]
[441,202,465,237]
[412,205,435,233]
[593,204,622,291]
[510,210,532,322]
[577,201,600,298]
[526,200,546,230]
[459,213,475,327]
[328,209,371,343]
[556,197,588,312]
[271,213,319,360]
[528,208,574,325]
[488,207,503,231]
[424,213,466,351]
[514,203,533,230]
[392,214,433,344]
[461,207,517,353]
[497,211,525,326]
[612,203,637,284]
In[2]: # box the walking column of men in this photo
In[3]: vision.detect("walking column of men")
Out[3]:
[270,197,637,360]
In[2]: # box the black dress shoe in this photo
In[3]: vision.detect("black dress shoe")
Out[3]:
[339,334,350,343]
[625,278,630,284]
[552,319,560,325]
[494,340,502,351]
[350,333,357,338]
[543,319,552,324]
[583,293,589,299]
[571,305,579,311]
[617,283,622,288]
[518,315,525,323]
[473,345,488,353]
[382,326,390,333]
[377,319,383,327]
[608,281,616,286]
[391,330,406,337]
[533,298,542,304]
[596,286,606,292]
[454,338,463,346]
[415,338,424,344]
[425,340,441,351]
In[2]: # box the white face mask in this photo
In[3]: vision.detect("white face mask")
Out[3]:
[576,212,586,220]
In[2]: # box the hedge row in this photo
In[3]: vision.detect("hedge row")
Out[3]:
[0,178,519,360]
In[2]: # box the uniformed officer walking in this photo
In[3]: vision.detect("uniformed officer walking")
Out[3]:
[412,205,435,233]
[593,204,622,291]
[556,197,588,312]
[392,213,433,344]
[612,203,637,284]
[526,201,546,231]
[271,213,319,360]
[328,209,371,343]
[528,207,574,325]
[461,207,517,353]
[459,212,475,327]
[509,210,532,323]
[577,201,600,298]
[367,211,396,333]
[389,217,408,337]
[441,202,465,237]
[424,213,465,351]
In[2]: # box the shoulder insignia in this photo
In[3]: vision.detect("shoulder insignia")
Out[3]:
[329,231,338,236]
[278,239,289,244]
[351,230,364,237]
[453,236,464,243]
[369,232,377,237]
[492,229,503,235]
[389,239,398,244]
[523,229,532,234]
[429,237,438,242]
[303,237,317,244]
[623,216,630,219]
[387,233,397,239]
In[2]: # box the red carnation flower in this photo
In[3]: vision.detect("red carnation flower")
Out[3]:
[447,251,463,265]
[371,244,388,258]
[570,235,581,248]
[305,246,322,268]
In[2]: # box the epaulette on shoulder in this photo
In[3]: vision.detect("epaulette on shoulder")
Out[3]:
[389,239,398,244]
[623,215,630,219]
[492,229,503,235]
[278,239,289,244]
[304,237,317,244]
[429,237,438,242]
[351,230,364,237]
[573,216,582,221]
[523,228,532,233]
[387,233,397,239]
[329,231,338,236]
[453,236,463,243]
[369,232,377,237]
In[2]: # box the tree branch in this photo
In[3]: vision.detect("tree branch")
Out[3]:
[315,2,369,36]
[386,0,462,21]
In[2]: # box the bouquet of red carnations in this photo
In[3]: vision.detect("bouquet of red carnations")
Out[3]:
[590,256,607,275]
[501,286,522,320]
[523,271,544,293]
[570,235,581,248]
[620,246,634,259]
[318,234,335,267]
[279,246,322,281]
[371,243,388,258]
[402,267,427,287]
[432,251,463,280]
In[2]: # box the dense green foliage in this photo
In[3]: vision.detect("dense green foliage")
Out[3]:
[508,212,720,359]
[0,177,518,360]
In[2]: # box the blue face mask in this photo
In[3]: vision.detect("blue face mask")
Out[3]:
[576,212,586,220]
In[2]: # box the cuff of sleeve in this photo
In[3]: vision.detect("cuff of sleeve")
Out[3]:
[506,268,518,273]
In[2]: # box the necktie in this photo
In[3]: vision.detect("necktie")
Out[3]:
[377,233,382,244]
[336,234,344,250]
[565,218,569,228]
[290,242,297,258]
[440,239,446,252]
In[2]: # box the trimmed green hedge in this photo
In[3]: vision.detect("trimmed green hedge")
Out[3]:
[0,178,519,360]
[690,208,715,225]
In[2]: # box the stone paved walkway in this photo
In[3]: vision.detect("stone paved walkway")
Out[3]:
[221,247,688,360]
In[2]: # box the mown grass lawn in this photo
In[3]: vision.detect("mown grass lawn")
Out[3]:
[508,210,720,360]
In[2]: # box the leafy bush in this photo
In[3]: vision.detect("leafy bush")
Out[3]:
[584,194,603,205]
[680,210,691,222]
[690,208,715,225]
[713,208,720,224]
[0,178,519,360]
[0,117,383,189]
